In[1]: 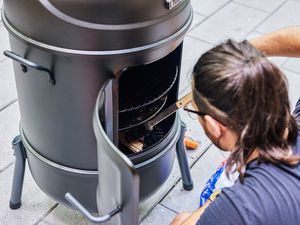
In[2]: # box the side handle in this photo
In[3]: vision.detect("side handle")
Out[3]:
[65,193,121,223]
[3,50,55,86]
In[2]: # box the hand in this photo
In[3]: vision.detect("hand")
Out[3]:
[169,212,191,225]
[169,199,212,225]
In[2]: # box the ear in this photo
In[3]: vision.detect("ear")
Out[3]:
[203,115,222,139]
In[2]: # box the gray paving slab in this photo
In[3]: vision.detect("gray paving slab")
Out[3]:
[234,0,286,12]
[0,59,17,110]
[0,101,19,172]
[0,164,57,225]
[282,69,300,108]
[268,56,288,67]
[189,2,268,44]
[161,145,226,213]
[189,12,206,32]
[256,0,300,34]
[191,0,231,16]
[140,204,177,225]
[38,204,93,225]
[246,30,264,40]
[179,36,212,92]
[0,0,3,22]
[283,58,300,74]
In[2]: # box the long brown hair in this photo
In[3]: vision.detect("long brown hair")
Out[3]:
[192,39,299,180]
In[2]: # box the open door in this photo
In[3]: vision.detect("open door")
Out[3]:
[93,79,140,225]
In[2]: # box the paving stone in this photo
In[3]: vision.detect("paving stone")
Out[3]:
[246,31,288,67]
[0,164,56,225]
[39,204,94,225]
[179,36,212,92]
[234,0,286,12]
[191,0,231,16]
[246,30,264,40]
[268,56,288,67]
[0,59,17,110]
[189,2,268,44]
[37,222,48,225]
[0,24,11,62]
[256,0,300,34]
[282,58,300,75]
[189,12,206,32]
[161,145,227,213]
[282,69,300,108]
[0,0,3,18]
[140,204,177,225]
[0,102,20,172]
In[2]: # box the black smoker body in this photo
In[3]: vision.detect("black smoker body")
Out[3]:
[2,0,194,224]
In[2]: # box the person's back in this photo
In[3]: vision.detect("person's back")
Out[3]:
[198,133,300,225]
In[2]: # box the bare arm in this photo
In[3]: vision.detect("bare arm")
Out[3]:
[250,27,300,57]
[169,200,211,225]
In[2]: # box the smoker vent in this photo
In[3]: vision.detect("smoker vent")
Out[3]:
[119,63,178,113]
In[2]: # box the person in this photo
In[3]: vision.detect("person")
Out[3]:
[169,26,300,225]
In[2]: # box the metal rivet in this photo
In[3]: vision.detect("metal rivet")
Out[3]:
[21,65,27,73]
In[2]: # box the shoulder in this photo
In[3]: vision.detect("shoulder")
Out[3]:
[197,172,268,225]
[198,161,300,225]
[197,187,247,225]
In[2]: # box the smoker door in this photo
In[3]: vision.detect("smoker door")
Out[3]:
[93,80,140,225]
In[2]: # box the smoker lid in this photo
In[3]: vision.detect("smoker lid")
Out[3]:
[2,0,192,51]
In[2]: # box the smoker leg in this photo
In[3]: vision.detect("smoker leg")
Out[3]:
[9,135,26,209]
[176,121,193,191]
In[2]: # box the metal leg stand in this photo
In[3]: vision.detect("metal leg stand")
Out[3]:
[10,135,26,209]
[176,121,193,190]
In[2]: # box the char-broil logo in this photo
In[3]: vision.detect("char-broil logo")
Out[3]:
[165,0,183,9]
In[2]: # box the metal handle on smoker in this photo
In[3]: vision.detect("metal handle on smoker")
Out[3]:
[3,50,55,86]
[65,193,121,223]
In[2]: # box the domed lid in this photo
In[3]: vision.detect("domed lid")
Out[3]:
[2,0,192,51]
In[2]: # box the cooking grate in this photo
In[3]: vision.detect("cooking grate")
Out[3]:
[119,96,167,131]
[119,64,178,113]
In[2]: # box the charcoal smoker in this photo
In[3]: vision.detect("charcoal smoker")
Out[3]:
[2,0,194,224]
